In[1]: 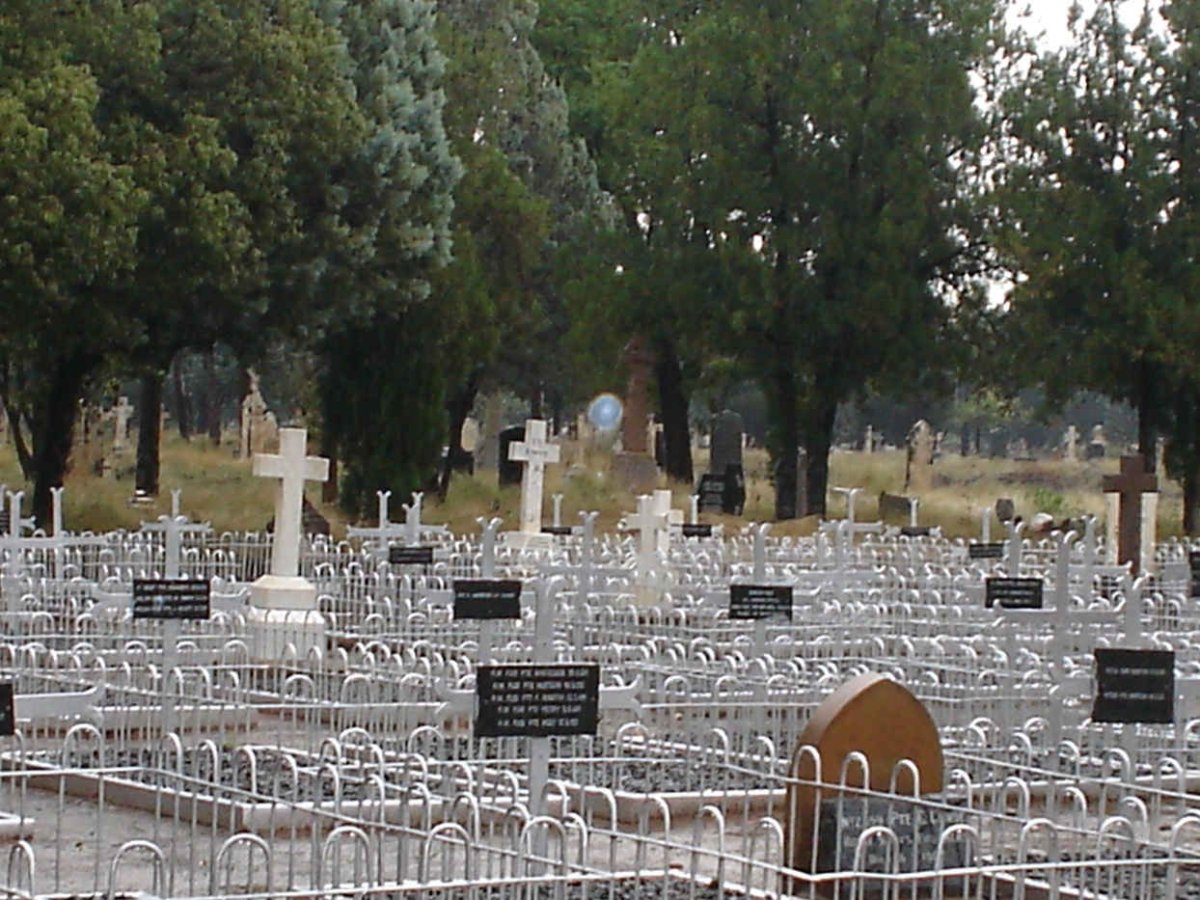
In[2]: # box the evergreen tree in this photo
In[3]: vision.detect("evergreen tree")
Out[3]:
[316,0,460,517]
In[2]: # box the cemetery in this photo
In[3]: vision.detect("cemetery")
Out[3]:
[0,421,1196,899]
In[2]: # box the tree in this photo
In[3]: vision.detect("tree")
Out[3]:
[315,0,460,517]
[997,0,1178,465]
[621,0,999,517]
[0,2,145,524]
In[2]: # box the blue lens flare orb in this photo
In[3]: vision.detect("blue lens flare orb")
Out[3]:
[587,393,623,431]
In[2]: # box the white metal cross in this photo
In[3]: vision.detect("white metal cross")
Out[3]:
[253,428,329,577]
[508,419,560,535]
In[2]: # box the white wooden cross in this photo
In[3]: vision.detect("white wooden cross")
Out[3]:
[508,419,560,535]
[253,428,329,578]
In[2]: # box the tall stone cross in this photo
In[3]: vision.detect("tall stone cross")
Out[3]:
[1102,454,1157,575]
[255,428,329,577]
[508,419,560,535]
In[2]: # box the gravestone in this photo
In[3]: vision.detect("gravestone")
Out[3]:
[1088,423,1107,460]
[1063,425,1078,462]
[508,418,560,536]
[498,425,525,486]
[614,336,658,492]
[995,497,1016,523]
[863,424,875,453]
[709,411,744,478]
[878,492,914,525]
[461,416,480,454]
[1102,454,1157,575]
[240,372,278,457]
[112,396,133,453]
[785,673,945,878]
[905,420,934,492]
[248,427,330,660]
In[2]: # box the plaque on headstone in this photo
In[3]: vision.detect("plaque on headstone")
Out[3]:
[132,579,212,620]
[697,474,726,513]
[388,545,434,565]
[0,683,13,737]
[475,664,600,737]
[1190,550,1200,598]
[1092,648,1174,724]
[985,577,1043,609]
[541,525,573,536]
[453,579,522,620]
[900,525,931,537]
[994,498,1016,522]
[968,542,1005,560]
[816,798,965,873]
[682,523,714,538]
[730,584,793,621]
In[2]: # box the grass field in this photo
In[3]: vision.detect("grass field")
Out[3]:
[0,434,1180,539]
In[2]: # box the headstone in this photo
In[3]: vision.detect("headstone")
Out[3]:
[112,396,133,453]
[905,419,934,492]
[1092,648,1174,724]
[248,427,330,660]
[863,424,875,454]
[709,411,744,478]
[878,492,914,525]
[995,497,1016,523]
[614,337,659,492]
[498,425,525,486]
[1088,423,1107,460]
[460,416,481,453]
[1063,425,1078,463]
[508,418,560,536]
[1102,454,1157,575]
[240,371,277,457]
[785,673,945,877]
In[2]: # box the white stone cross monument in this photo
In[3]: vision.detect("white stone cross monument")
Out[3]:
[507,419,560,541]
[249,427,329,660]
[113,396,133,452]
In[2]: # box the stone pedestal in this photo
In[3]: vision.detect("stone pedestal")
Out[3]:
[614,453,658,494]
[249,575,325,660]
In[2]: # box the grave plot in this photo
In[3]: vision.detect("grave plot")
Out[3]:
[6,436,1200,896]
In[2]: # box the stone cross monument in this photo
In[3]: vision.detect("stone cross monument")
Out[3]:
[1102,454,1157,575]
[508,418,560,536]
[249,427,329,660]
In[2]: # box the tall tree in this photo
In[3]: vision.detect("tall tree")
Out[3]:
[315,0,461,518]
[997,0,1177,467]
[623,0,999,516]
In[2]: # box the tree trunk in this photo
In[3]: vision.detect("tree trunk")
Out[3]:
[1185,466,1200,536]
[1137,366,1158,470]
[960,427,969,457]
[800,391,838,518]
[319,426,339,503]
[135,372,163,497]
[30,354,94,528]
[203,347,221,445]
[439,373,481,499]
[771,366,800,521]
[172,354,192,441]
[653,335,693,483]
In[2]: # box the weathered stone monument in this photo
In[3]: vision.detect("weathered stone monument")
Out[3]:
[1102,454,1157,575]
[785,673,945,880]
[1088,423,1107,460]
[240,372,277,458]
[904,419,934,492]
[1063,424,1078,462]
[863,424,875,454]
[698,410,746,515]
[248,427,329,660]
[613,336,658,493]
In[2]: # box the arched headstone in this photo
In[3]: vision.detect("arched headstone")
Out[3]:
[785,673,943,877]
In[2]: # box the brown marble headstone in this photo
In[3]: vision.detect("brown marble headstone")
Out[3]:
[785,673,943,878]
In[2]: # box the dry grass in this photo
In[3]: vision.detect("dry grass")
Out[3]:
[0,436,1182,539]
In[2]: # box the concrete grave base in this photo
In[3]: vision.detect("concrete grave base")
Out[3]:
[246,604,325,663]
[499,531,555,551]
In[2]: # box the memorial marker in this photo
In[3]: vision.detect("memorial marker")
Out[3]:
[985,576,1044,610]
[0,683,13,737]
[682,523,714,538]
[475,664,599,738]
[730,584,793,621]
[968,541,1005,560]
[453,579,522,620]
[1092,647,1175,724]
[388,545,434,566]
[132,579,212,620]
